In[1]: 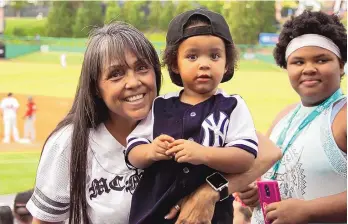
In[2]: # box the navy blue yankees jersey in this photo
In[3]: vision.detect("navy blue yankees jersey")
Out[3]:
[126,89,258,224]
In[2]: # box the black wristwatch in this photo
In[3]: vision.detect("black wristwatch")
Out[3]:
[206,172,229,201]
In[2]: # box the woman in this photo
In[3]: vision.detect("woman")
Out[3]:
[26,22,280,224]
[239,11,347,224]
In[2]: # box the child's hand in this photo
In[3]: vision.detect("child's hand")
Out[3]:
[237,182,259,208]
[166,139,206,165]
[265,199,309,224]
[150,134,175,162]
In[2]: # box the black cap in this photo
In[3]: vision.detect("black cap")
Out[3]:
[166,8,233,45]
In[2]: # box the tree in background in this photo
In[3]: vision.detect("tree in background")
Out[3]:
[73,1,104,37]
[10,1,30,17]
[148,1,161,31]
[122,1,147,30]
[10,0,279,41]
[223,1,277,44]
[46,1,77,37]
[158,1,175,31]
[254,1,278,35]
[105,1,123,24]
[198,1,224,14]
[174,1,195,16]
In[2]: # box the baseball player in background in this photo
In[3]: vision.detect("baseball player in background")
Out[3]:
[23,96,36,142]
[60,53,67,68]
[0,92,20,143]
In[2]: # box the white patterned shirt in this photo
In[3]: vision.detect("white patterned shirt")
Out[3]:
[252,98,347,224]
[27,124,142,223]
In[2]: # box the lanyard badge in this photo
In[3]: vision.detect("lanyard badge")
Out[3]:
[271,89,345,180]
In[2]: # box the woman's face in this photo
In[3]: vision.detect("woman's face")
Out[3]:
[98,50,157,122]
[286,46,344,106]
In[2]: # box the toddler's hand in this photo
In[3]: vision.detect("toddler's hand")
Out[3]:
[166,139,206,165]
[150,134,175,161]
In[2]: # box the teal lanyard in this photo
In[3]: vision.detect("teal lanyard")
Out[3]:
[271,89,344,180]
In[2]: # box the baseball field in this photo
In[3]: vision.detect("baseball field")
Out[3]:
[0,50,346,195]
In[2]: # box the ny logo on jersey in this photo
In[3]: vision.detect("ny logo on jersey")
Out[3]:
[201,112,229,147]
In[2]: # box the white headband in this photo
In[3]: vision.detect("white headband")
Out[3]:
[285,34,341,61]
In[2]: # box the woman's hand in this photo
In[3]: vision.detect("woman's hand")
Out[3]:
[237,182,259,208]
[265,199,309,224]
[164,184,219,224]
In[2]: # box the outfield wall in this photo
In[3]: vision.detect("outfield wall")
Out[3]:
[0,35,276,64]
[4,44,40,58]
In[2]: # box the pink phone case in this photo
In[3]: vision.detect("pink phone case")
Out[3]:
[257,180,281,224]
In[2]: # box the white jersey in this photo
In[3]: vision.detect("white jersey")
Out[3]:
[0,96,19,119]
[27,124,143,223]
[252,99,347,224]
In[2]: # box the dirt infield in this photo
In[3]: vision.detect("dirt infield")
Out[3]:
[0,142,42,152]
[0,93,72,152]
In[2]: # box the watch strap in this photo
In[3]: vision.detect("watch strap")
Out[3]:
[219,185,229,201]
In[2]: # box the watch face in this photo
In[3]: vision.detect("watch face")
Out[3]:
[207,172,228,189]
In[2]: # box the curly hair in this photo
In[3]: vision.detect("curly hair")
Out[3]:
[274,11,347,68]
[162,14,238,87]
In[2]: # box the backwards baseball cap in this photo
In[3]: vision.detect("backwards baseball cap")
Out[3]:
[166,8,233,45]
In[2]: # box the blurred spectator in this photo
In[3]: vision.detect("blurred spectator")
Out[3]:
[0,93,20,143]
[13,189,33,224]
[23,96,36,142]
[243,48,255,60]
[34,34,40,43]
[36,13,43,20]
[0,206,13,224]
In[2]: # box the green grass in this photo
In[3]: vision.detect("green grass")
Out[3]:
[2,52,346,130]
[0,52,346,195]
[0,58,81,98]
[145,32,166,42]
[4,17,47,36]
[0,152,40,194]
[14,51,84,65]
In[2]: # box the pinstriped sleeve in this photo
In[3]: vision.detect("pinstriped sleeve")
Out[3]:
[26,126,72,222]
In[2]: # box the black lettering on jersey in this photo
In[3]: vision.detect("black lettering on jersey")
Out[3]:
[89,178,111,200]
[109,175,125,191]
[125,170,143,194]
[88,150,144,200]
[88,172,143,200]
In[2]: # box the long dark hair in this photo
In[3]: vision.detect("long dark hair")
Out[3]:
[42,22,162,224]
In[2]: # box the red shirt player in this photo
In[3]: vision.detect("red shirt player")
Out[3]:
[23,96,36,142]
[24,98,36,118]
